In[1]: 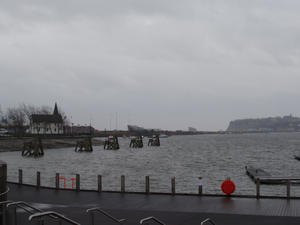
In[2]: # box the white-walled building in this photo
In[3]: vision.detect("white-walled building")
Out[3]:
[30,103,64,134]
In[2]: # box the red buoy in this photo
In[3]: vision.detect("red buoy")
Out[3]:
[221,179,235,195]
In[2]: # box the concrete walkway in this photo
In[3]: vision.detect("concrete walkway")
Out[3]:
[6,182,300,225]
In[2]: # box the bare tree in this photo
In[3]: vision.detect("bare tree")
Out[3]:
[39,105,52,114]
[6,105,26,135]
[58,107,70,126]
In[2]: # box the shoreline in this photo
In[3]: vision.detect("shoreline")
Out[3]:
[0,137,104,152]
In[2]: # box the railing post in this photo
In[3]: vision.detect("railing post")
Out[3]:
[98,175,102,192]
[171,177,176,195]
[256,178,260,199]
[36,171,41,188]
[287,180,291,199]
[0,161,7,202]
[145,176,150,194]
[198,177,203,195]
[13,206,17,225]
[55,173,59,189]
[76,174,80,191]
[2,202,7,225]
[121,175,125,193]
[89,212,95,225]
[18,169,23,184]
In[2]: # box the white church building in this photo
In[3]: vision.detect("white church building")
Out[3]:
[30,103,64,135]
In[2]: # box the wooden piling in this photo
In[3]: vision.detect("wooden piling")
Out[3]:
[287,180,291,199]
[18,169,23,184]
[55,173,59,189]
[0,161,7,202]
[98,175,102,192]
[121,175,125,193]
[171,177,175,194]
[145,176,150,194]
[256,178,260,199]
[76,174,80,191]
[198,177,203,195]
[198,186,203,195]
[36,171,40,188]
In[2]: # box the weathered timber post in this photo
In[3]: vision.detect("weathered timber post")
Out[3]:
[171,177,176,195]
[145,176,150,194]
[18,169,23,184]
[0,161,7,225]
[287,180,291,199]
[36,171,41,188]
[121,175,125,193]
[256,178,260,199]
[0,161,7,202]
[198,177,203,195]
[55,173,59,189]
[98,175,102,192]
[13,206,17,225]
[76,174,80,191]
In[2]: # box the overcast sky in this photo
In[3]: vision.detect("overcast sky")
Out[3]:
[0,0,300,131]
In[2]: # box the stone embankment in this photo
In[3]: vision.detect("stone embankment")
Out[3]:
[0,137,103,152]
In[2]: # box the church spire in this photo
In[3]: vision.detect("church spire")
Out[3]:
[53,102,59,115]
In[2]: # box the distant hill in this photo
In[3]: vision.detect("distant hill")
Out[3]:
[227,115,300,132]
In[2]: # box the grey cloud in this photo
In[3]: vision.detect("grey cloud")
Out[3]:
[1,1,300,130]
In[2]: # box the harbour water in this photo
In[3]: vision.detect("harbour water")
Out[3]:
[1,133,300,196]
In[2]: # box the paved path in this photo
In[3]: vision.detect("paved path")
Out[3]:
[5,183,300,225]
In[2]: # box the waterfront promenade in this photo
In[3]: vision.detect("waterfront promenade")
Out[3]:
[6,182,300,225]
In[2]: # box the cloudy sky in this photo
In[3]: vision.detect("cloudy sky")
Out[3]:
[0,0,300,131]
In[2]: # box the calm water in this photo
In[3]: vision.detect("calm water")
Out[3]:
[1,133,300,196]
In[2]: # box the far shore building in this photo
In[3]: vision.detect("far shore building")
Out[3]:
[188,127,197,132]
[30,103,64,135]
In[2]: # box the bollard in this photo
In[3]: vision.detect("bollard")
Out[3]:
[121,175,125,193]
[198,177,203,195]
[76,174,80,191]
[98,175,102,192]
[55,173,59,189]
[0,161,7,202]
[145,176,150,194]
[171,177,176,194]
[256,178,260,199]
[36,171,41,188]
[18,169,23,184]
[287,180,291,199]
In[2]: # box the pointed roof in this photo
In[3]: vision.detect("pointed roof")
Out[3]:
[53,103,59,115]
[31,114,63,123]
[31,103,63,124]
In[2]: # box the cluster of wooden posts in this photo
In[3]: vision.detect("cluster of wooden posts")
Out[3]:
[75,137,93,152]
[22,137,44,157]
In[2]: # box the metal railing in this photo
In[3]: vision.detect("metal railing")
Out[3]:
[201,218,216,225]
[0,187,10,197]
[29,211,81,225]
[140,217,166,225]
[7,201,59,225]
[86,208,126,225]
